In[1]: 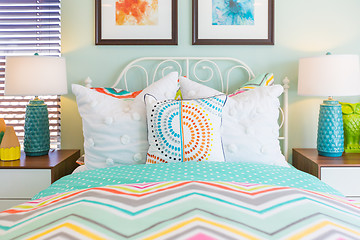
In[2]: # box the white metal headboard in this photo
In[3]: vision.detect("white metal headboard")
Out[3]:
[85,57,290,161]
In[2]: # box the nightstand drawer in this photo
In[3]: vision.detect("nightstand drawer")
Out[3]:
[0,169,51,198]
[321,167,360,197]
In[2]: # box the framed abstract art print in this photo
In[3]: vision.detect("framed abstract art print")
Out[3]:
[95,0,178,45]
[193,0,274,45]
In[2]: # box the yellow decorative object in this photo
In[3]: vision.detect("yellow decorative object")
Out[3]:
[0,126,21,161]
[0,146,21,161]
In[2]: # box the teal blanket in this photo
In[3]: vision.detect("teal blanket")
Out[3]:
[33,162,343,199]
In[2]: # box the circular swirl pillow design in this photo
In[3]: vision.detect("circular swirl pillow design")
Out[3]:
[145,94,227,164]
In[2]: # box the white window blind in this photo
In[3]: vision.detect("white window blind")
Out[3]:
[0,0,61,149]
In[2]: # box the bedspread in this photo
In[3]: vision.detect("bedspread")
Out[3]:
[33,162,343,199]
[1,181,360,240]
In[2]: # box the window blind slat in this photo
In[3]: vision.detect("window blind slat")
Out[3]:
[0,42,61,46]
[3,117,60,121]
[0,0,62,150]
[0,3,59,6]
[0,105,60,108]
[0,3,60,7]
[0,52,60,57]
[0,22,60,26]
[0,110,61,114]
[0,98,60,102]
[0,28,61,32]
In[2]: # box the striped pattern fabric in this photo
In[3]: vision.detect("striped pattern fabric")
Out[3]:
[229,73,275,97]
[92,87,142,99]
[0,181,359,239]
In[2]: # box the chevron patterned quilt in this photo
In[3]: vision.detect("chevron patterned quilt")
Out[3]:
[0,163,360,239]
[1,181,360,240]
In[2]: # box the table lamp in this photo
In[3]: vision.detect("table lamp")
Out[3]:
[298,53,360,157]
[4,56,67,156]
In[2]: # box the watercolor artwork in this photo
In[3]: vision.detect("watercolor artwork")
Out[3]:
[115,0,158,25]
[212,0,255,25]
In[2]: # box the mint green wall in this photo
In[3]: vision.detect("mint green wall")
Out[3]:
[61,0,360,161]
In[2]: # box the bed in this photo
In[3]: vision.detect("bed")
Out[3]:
[0,57,359,240]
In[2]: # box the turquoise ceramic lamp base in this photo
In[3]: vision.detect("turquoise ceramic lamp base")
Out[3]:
[24,97,50,156]
[317,98,344,157]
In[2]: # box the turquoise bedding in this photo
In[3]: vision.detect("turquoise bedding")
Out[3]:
[33,161,343,199]
[3,162,359,240]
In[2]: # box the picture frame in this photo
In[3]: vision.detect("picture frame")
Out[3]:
[95,0,178,45]
[192,0,274,45]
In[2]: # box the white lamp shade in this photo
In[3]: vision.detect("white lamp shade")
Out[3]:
[5,56,68,96]
[298,54,360,96]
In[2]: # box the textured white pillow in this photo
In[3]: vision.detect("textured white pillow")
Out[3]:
[179,77,220,99]
[179,77,289,167]
[73,72,179,170]
[145,94,227,164]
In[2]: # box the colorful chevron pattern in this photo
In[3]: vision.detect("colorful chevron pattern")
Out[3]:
[0,181,359,240]
[92,87,142,99]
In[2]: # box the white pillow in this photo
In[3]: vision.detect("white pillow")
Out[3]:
[179,76,220,99]
[72,72,179,170]
[144,94,227,164]
[179,77,289,167]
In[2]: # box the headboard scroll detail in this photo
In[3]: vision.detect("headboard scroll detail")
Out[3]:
[113,57,256,94]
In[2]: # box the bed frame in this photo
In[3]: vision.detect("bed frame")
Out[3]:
[85,57,290,161]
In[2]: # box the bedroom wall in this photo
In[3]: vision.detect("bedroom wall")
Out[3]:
[60,0,360,162]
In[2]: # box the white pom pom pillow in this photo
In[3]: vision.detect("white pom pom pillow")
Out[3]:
[73,72,179,170]
[179,76,289,167]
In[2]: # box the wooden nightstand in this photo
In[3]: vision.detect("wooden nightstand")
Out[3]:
[0,149,80,211]
[293,148,360,200]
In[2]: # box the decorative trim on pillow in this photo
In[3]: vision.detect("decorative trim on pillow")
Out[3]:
[145,94,227,164]
[229,73,274,97]
[175,88,182,100]
[76,155,85,165]
[178,73,274,100]
[92,87,142,99]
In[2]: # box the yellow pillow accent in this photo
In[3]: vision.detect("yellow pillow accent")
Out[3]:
[175,88,182,100]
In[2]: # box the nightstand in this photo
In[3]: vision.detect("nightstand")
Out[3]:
[0,149,80,211]
[293,148,360,200]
